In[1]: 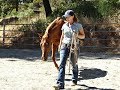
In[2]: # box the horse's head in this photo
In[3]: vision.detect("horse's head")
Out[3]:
[40,34,51,61]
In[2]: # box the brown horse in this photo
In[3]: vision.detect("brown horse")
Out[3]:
[40,17,65,70]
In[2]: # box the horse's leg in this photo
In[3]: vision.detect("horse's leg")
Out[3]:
[52,43,59,70]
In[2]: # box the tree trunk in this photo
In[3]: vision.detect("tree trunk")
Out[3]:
[43,0,52,17]
[16,0,19,11]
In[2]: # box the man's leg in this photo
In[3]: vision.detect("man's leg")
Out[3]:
[56,47,69,89]
[70,51,79,85]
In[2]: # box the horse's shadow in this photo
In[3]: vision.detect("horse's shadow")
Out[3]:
[65,67,112,90]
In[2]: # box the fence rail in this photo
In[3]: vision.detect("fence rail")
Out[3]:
[0,23,41,48]
[0,23,120,52]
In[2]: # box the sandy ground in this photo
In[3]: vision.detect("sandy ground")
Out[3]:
[0,49,120,90]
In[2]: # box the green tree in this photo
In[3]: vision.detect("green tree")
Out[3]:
[50,0,119,20]
[96,0,120,17]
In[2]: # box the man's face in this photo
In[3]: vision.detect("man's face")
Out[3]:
[66,16,74,24]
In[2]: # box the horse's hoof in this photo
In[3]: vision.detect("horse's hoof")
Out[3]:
[41,58,47,61]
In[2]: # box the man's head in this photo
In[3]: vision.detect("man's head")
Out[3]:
[63,10,77,24]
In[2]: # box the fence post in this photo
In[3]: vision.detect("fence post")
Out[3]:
[2,22,5,47]
[32,24,35,48]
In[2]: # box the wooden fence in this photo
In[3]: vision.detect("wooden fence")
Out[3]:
[0,23,43,49]
[0,23,120,53]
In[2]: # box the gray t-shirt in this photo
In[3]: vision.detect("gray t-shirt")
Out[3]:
[61,22,83,44]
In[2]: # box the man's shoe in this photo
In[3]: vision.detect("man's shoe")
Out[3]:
[53,84,64,90]
[71,80,77,86]
[53,85,60,90]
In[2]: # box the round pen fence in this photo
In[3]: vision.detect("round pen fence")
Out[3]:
[0,24,43,49]
[81,23,120,53]
[0,23,119,53]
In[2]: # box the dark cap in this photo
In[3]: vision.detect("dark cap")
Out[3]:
[62,10,74,18]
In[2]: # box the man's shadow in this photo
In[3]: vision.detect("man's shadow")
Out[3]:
[65,67,115,90]
[65,67,107,81]
[78,67,107,80]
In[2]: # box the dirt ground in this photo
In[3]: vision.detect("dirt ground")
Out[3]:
[0,49,120,90]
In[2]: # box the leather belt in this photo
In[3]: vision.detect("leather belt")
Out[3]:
[62,43,75,48]
[62,43,71,47]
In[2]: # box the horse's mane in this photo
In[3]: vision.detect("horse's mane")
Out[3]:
[43,17,61,38]
[45,18,58,33]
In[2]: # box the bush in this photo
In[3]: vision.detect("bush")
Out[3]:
[34,19,47,32]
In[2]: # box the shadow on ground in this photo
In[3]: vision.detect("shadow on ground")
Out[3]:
[0,49,41,61]
[79,52,120,60]
[78,67,107,80]
[69,84,115,90]
[65,84,115,90]
[65,67,107,81]
[0,49,119,61]
[65,67,112,90]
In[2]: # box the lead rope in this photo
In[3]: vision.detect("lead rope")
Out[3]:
[68,31,78,74]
